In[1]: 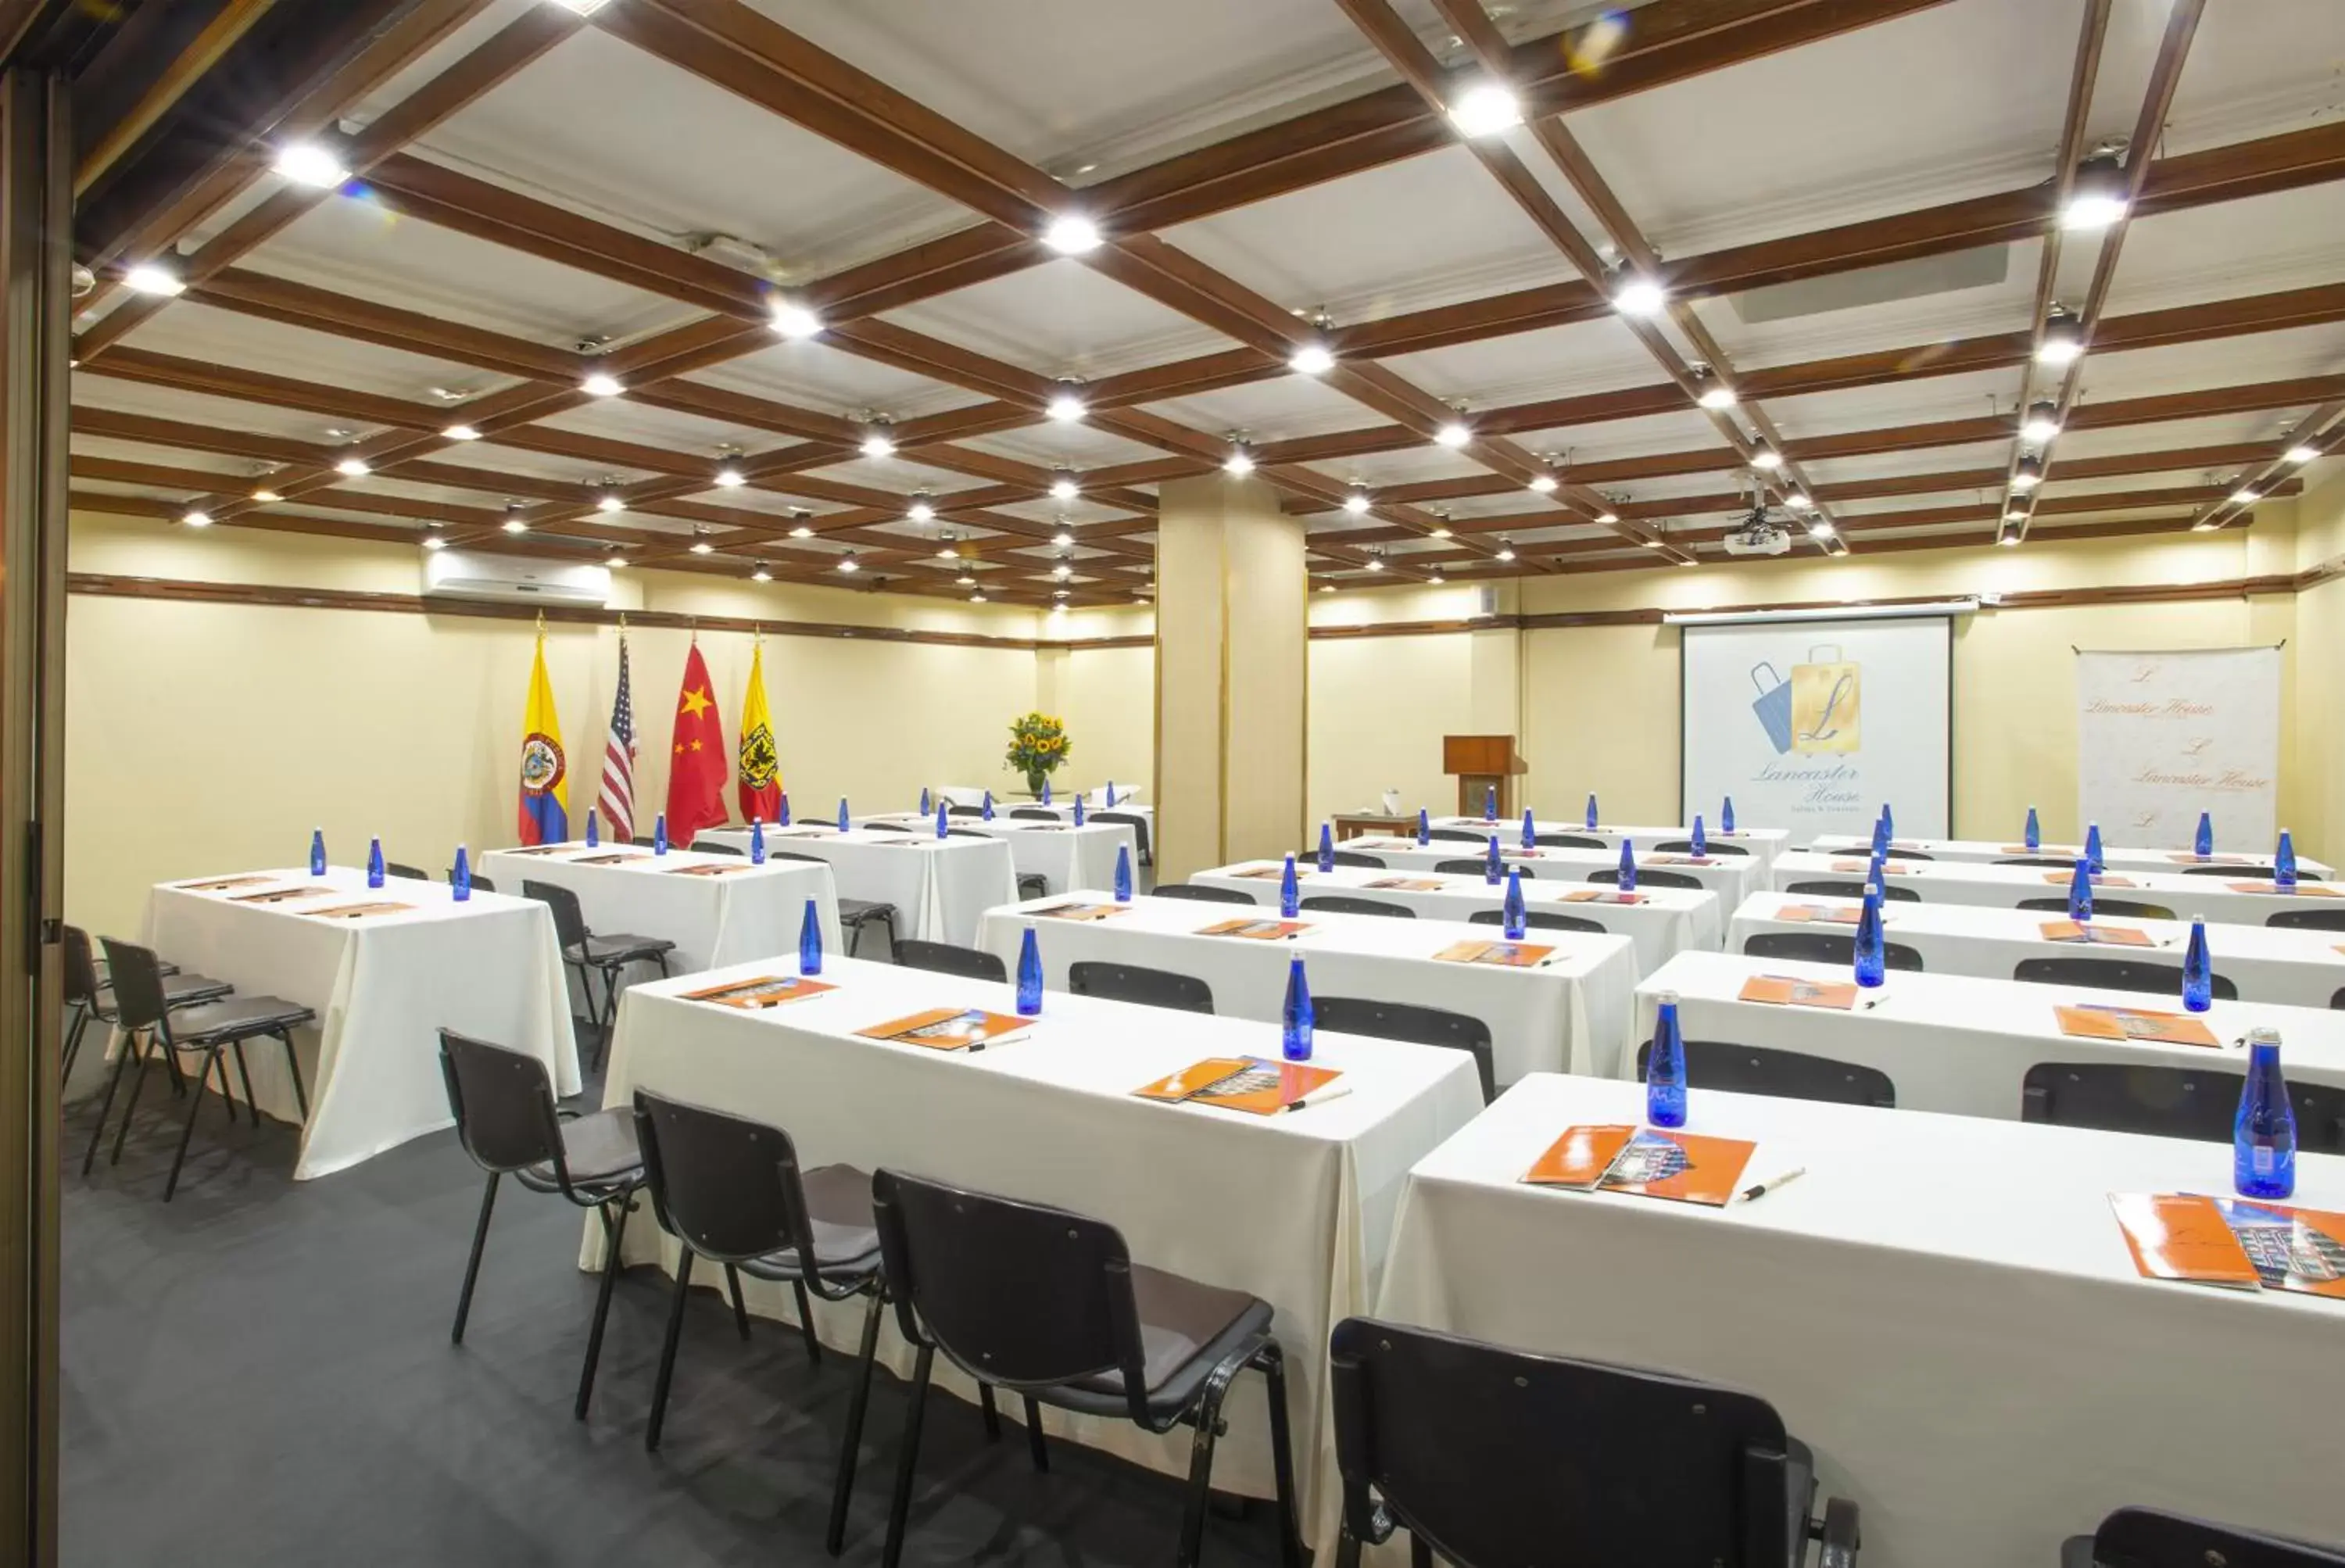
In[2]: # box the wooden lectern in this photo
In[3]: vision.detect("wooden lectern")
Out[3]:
[1445,733,1527,818]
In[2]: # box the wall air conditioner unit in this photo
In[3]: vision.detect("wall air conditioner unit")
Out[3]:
[423,548,611,608]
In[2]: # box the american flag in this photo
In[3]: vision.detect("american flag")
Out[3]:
[597,636,637,842]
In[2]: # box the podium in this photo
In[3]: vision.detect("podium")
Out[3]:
[1445,733,1527,818]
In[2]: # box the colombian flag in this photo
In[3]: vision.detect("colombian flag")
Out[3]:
[517,632,569,844]
[737,641,781,825]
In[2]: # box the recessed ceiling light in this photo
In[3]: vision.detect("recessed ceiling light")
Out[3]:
[789,524,814,539]
[1675,555,1699,567]
[335,456,370,478]
[1638,536,1664,549]
[1749,440,1784,471]
[250,489,280,503]
[180,509,211,528]
[858,424,897,459]
[714,465,745,488]
[1806,518,1835,538]
[2037,309,2085,366]
[123,262,185,297]
[1495,541,1516,562]
[936,539,958,560]
[582,372,624,397]
[1693,373,1736,410]
[1428,571,1446,585]
[689,539,714,555]
[273,141,349,189]
[1051,530,1073,548]
[605,555,627,569]
[1043,215,1101,255]
[443,424,482,441]
[1430,525,1452,539]
[597,494,625,514]
[1046,388,1087,422]
[1611,273,1666,317]
[1223,448,1255,476]
[1595,509,1620,524]
[836,554,859,574]
[2192,518,2221,532]
[2020,400,2063,444]
[503,517,528,535]
[771,300,823,338]
[908,499,937,524]
[1048,474,1079,501]
[2010,456,2044,492]
[1434,421,1472,449]
[2230,487,2262,505]
[1364,554,1385,572]
[1446,81,1523,138]
[1289,342,1335,375]
[1342,492,1371,515]
[1996,533,2022,547]
[955,572,976,586]
[750,565,772,582]
[422,531,447,550]
[2284,444,2319,465]
[1781,489,1811,511]
[2061,151,2128,231]
[1053,560,1073,579]
[969,591,987,603]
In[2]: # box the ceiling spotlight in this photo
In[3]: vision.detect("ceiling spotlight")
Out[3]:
[597,494,626,514]
[503,517,529,535]
[1495,540,1516,562]
[1996,532,2022,547]
[836,553,860,574]
[1053,560,1073,580]
[903,499,934,524]
[1594,508,1620,525]
[250,488,280,503]
[751,564,772,582]
[550,0,614,13]
[789,524,814,539]
[1342,491,1371,515]
[1048,473,1079,501]
[179,509,212,528]
[442,424,482,441]
[714,465,746,488]
[2192,517,2221,532]
[1692,372,1737,410]
[1046,385,1087,422]
[1748,439,1784,471]
[1446,80,1523,138]
[1611,271,1667,317]
[1051,530,1073,548]
[1428,571,1446,585]
[2285,445,2319,465]
[1434,421,1472,449]
[936,536,958,559]
[1638,536,1665,549]
[1527,473,1559,494]
[2061,150,2129,231]
[582,372,625,397]
[1289,341,1335,375]
[1675,555,1699,567]
[1043,214,1101,255]
[422,530,448,550]
[1806,518,1835,538]
[689,538,714,555]
[1223,447,1255,476]
[771,300,824,338]
[2010,455,2044,492]
[1781,489,1810,510]
[955,572,976,586]
[1051,602,1071,616]
[2020,400,2063,444]
[123,262,185,297]
[1053,589,1070,600]
[859,423,897,459]
[2230,487,2262,506]
[2037,308,2085,366]
[1364,553,1386,572]
[1430,525,1452,539]
[605,554,628,569]
[273,141,349,189]
[970,591,988,603]
[334,456,370,478]
[2003,507,2031,524]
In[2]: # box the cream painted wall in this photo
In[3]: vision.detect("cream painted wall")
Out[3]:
[2293,469,2345,865]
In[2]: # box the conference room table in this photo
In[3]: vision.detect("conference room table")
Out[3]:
[1431,816,1792,868]
[1189,860,1718,970]
[852,811,1136,897]
[596,954,1484,1549]
[1811,832,2333,879]
[1374,1074,2345,1567]
[141,866,575,1178]
[1770,849,2343,926]
[1340,832,1766,907]
[976,890,1640,1083]
[1728,890,2345,1009]
[1627,948,2345,1118]
[693,822,1017,946]
[479,842,844,979]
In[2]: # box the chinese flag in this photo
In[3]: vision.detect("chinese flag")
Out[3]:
[664,643,729,847]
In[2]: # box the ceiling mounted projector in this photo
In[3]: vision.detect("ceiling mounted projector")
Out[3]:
[1720,504,1792,557]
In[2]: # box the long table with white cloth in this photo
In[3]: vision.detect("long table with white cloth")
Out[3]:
[1810,832,2332,878]
[597,954,1484,1548]
[1729,890,2345,1009]
[853,812,1135,896]
[977,890,1638,1081]
[1431,816,1791,868]
[143,866,575,1178]
[1190,860,1717,971]
[693,823,1016,946]
[1374,1074,2345,1567]
[1770,848,2343,925]
[1337,832,1765,907]
[1627,948,2345,1117]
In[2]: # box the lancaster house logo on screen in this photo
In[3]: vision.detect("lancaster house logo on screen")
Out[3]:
[1745,646,1863,814]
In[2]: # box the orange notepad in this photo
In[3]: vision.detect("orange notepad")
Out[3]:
[2169,854,2253,865]
[1829,859,1919,875]
[1646,855,1716,867]
[1778,904,1863,925]
[2039,871,2138,888]
[230,886,331,905]
[1738,974,1859,1010]
[1560,888,1645,905]
[571,852,643,867]
[499,844,572,857]
[177,874,276,893]
[2113,1194,2345,1300]
[683,974,836,1009]
[1362,877,1445,891]
[1030,901,1131,921]
[857,1007,1029,1051]
[2039,920,2153,947]
[304,900,410,920]
[2055,1004,2220,1048]
[667,861,750,876]
[1432,939,1555,968]
[1231,866,1303,881]
[1132,1057,1342,1115]
[1522,1123,1756,1207]
[2232,882,2339,897]
[1196,918,1311,940]
[2003,844,2081,856]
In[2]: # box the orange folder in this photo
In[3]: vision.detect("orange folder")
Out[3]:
[2038,921,2152,947]
[857,1007,1029,1051]
[1523,1123,1756,1207]
[666,861,750,876]
[1195,918,1311,940]
[228,886,330,905]
[1830,859,1920,875]
[1645,855,1715,867]
[1029,901,1131,921]
[1132,1057,1343,1114]
[1560,888,1645,905]
[2215,1197,2345,1300]
[2002,844,2080,856]
[683,974,836,1009]
[1738,974,1858,1010]
[177,874,276,893]
[2039,871,2138,888]
[2231,882,2339,897]
[1362,877,1445,891]
[2110,1194,2262,1290]
[2054,1004,2220,1048]
[570,852,643,867]
[303,900,411,920]
[1432,939,1556,967]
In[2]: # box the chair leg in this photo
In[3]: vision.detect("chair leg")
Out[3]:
[161,1049,218,1201]
[108,1036,160,1167]
[1257,1341,1305,1568]
[1333,1529,1362,1568]
[979,1381,1001,1441]
[826,1287,886,1556]
[1176,1357,1244,1568]
[1409,1535,1434,1568]
[845,915,863,958]
[59,1008,89,1087]
[592,967,623,1074]
[450,1172,500,1343]
[230,1040,260,1126]
[645,1247,696,1452]
[573,1194,632,1420]
[80,1027,142,1176]
[791,1278,822,1364]
[725,1263,750,1341]
[573,963,603,1066]
[278,1029,309,1120]
[880,1343,934,1568]
[1022,1394,1048,1473]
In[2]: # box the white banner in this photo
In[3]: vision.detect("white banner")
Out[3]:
[2076,646,2280,849]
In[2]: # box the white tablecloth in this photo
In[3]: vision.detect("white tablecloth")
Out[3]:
[1628,948,2345,1117]
[1376,1075,2345,1567]
[1730,890,2345,1010]
[694,825,1018,946]
[143,866,575,1178]
[854,814,1136,897]
[977,890,1639,1082]
[1432,818,1790,868]
[1192,860,1717,972]
[1771,850,2344,927]
[1345,834,1763,908]
[1811,832,2333,878]
[600,954,1483,1547]
[479,843,843,982]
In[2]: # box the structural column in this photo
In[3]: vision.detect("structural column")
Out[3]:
[1153,474,1307,879]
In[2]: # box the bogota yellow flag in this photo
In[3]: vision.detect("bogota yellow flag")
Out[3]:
[517,632,568,843]
[737,640,780,823]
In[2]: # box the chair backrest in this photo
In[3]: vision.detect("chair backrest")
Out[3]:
[384,861,431,881]
[61,925,101,1007]
[1592,868,1701,890]
[2015,895,2177,920]
[1469,908,1606,935]
[2011,955,2238,1001]
[894,939,1008,983]
[94,937,170,1033]
[1091,811,1151,857]
[864,819,911,832]
[1321,850,1387,868]
[1788,879,1919,902]
[1315,997,1495,1102]
[1299,895,1415,918]
[1534,833,1605,850]
[696,840,746,857]
[2334,986,2344,1011]
[946,828,993,839]
[1637,1037,1897,1110]
[1995,856,2078,868]
[1147,883,1254,905]
[2270,908,2345,932]
[768,850,830,867]
[1742,930,1924,971]
[2087,1506,2345,1568]
[948,804,987,817]
[519,878,591,948]
[436,1029,563,1175]
[633,1089,815,1267]
[1653,839,1749,857]
[1876,847,1933,861]
[1328,1317,1801,1568]
[2182,864,2325,880]
[1427,829,1489,843]
[1068,960,1214,1014]
[1434,859,1502,878]
[1011,807,1057,819]
[449,867,497,893]
[2022,1061,2345,1153]
[872,1168,1148,1419]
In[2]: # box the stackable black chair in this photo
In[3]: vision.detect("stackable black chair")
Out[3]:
[1300,895,1415,918]
[437,1030,645,1419]
[871,1169,1303,1568]
[383,861,432,881]
[1011,807,1057,820]
[1997,856,2080,868]
[863,820,912,833]
[1434,860,1514,879]
[2182,864,2324,880]
[1590,868,1701,890]
[1147,883,1253,905]
[1534,832,1605,849]
[1017,874,1049,900]
[2064,1506,2345,1566]
[1327,1317,1859,1568]
[1789,879,1921,903]
[2270,908,2345,932]
[1094,811,1152,866]
[1742,931,1924,972]
[1315,997,1495,1103]
[1312,850,1387,869]
[2022,1062,2345,1151]
[449,867,497,893]
[1654,839,1749,857]
[632,1092,887,1550]
[1469,908,1606,935]
[696,840,745,857]
[84,939,313,1201]
[1638,1038,1897,1110]
[2016,895,2178,921]
[768,852,900,956]
[1427,829,1490,843]
[1874,848,1933,861]
[521,879,677,1072]
[2011,955,2237,1001]
[944,828,994,839]
[1069,961,1213,1015]
[948,804,986,818]
[61,924,228,1086]
[893,940,1008,983]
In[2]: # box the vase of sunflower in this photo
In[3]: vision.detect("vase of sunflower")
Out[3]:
[1006,713,1071,798]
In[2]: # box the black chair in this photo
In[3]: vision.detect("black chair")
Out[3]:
[83,939,313,1201]
[1312,850,1387,869]
[1327,1317,1858,1568]
[863,819,912,833]
[948,804,986,817]
[2064,1506,2345,1568]
[1434,860,1508,879]
[1654,839,1749,857]
[437,1030,645,1419]
[520,879,676,1072]
[383,861,432,881]
[61,925,229,1087]
[1874,848,1933,861]
[1427,829,1491,843]
[632,1093,886,1548]
[1069,961,1213,1015]
[1300,895,1415,918]
[894,940,1008,983]
[696,840,745,857]
[450,867,497,893]
[2269,908,2345,932]
[1590,868,1702,890]
[1996,856,2080,868]
[945,828,994,839]
[1533,832,1605,849]
[1315,997,1495,1103]
[1468,908,1606,935]
[767,852,900,956]
[1011,807,1057,820]
[1742,931,1925,972]
[872,1169,1303,1568]
[1094,811,1152,867]
[1148,883,1253,905]
[2333,986,2344,1011]
[2022,1061,2345,1151]
[1788,879,1921,902]
[1017,874,1049,900]
[2017,895,2178,921]
[633,836,661,847]
[1637,1038,1897,1110]
[2011,955,2238,1001]
[2182,864,2325,880]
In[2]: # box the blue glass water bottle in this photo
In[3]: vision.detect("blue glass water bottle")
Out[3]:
[367,837,385,889]
[2182,915,2212,1011]
[979,790,993,822]
[1317,822,1335,874]
[309,828,326,877]
[778,792,791,826]
[1015,925,1044,1016]
[1113,844,1133,903]
[919,786,931,816]
[2235,1026,2296,1198]
[935,801,949,839]
[1484,783,1497,821]
[653,814,669,854]
[1281,948,1314,1061]
[1870,816,1889,858]
[1072,796,1086,826]
[1040,777,1051,805]
[750,818,766,865]
[1520,808,1536,851]
[585,809,600,848]
[1880,801,1895,842]
[2195,811,2213,858]
[2275,829,2299,890]
[1646,991,1686,1128]
[1853,884,1886,988]
[1690,814,1707,857]
[2068,858,2094,922]
[2023,804,2039,851]
[451,846,471,902]
[1721,796,1735,835]
[1585,793,1599,831]
[836,798,850,833]
[1502,868,1527,940]
[1615,838,1637,894]
[2085,821,2104,872]
[1104,780,1117,807]
[1280,854,1300,918]
[1483,836,1503,885]
[1415,807,1430,847]
[798,898,822,976]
